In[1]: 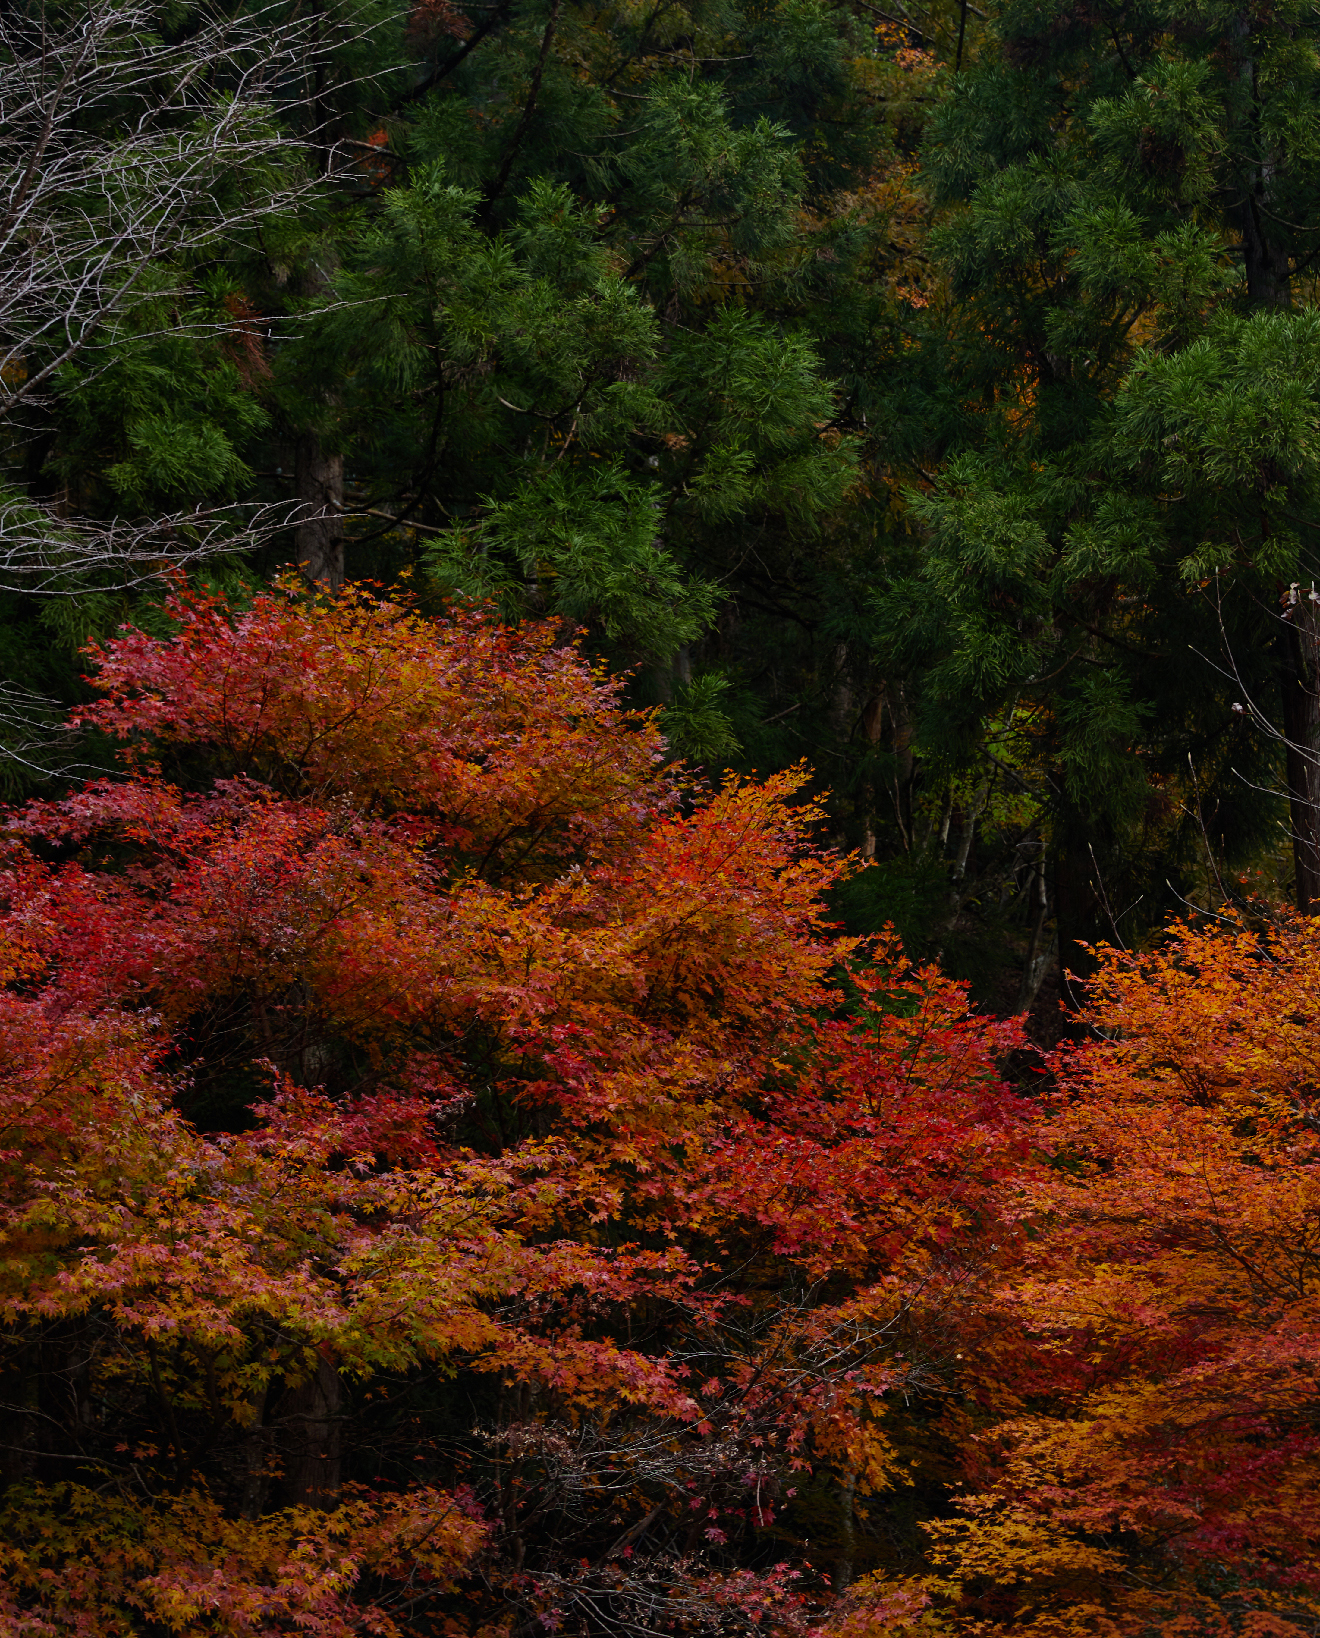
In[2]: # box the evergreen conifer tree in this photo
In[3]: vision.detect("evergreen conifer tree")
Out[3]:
[869,0,1320,984]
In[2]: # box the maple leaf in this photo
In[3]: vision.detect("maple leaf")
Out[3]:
[1,585,1030,1635]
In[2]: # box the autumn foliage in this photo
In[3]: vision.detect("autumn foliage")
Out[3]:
[0,584,1027,1636]
[844,916,1320,1638]
[3,585,1317,1634]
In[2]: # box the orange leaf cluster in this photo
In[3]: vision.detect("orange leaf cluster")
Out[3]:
[0,585,1026,1634]
[840,916,1320,1637]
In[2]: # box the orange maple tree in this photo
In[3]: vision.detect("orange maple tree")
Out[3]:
[843,915,1320,1638]
[0,583,1027,1636]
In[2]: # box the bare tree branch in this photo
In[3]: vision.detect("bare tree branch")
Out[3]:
[0,2,397,609]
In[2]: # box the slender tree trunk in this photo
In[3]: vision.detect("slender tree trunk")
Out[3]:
[1016,855,1056,1013]
[1281,588,1320,911]
[886,682,915,849]
[279,1354,342,1509]
[940,778,990,947]
[1053,834,1098,1014]
[859,693,884,859]
[237,1386,272,1521]
[829,642,852,743]
[0,1341,38,1484]
[295,433,344,591]
[1240,193,1291,310]
[1233,16,1292,310]
[834,1465,857,1594]
[949,779,989,893]
[484,0,563,214]
[1229,17,1315,899]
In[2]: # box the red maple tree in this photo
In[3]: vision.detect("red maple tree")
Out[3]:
[0,583,1027,1636]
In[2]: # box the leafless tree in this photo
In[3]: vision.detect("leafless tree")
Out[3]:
[1203,577,1320,912]
[0,0,365,599]
[435,1275,985,1638]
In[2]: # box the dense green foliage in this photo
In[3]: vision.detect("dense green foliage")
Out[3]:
[7,0,1320,992]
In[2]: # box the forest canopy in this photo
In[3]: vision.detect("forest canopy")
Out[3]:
[2,0,1320,1632]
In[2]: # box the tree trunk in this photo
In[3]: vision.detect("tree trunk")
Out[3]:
[278,1354,342,1509]
[1240,191,1291,310]
[886,681,916,849]
[1281,587,1320,911]
[949,779,989,893]
[1016,856,1056,1014]
[1053,835,1098,1014]
[834,1465,857,1594]
[1233,15,1292,310]
[235,1384,272,1520]
[859,693,884,859]
[295,433,344,591]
